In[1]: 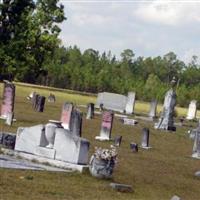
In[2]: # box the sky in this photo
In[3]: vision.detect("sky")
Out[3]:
[59,0,200,63]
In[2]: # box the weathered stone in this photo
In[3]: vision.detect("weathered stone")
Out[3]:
[47,93,56,103]
[0,132,16,149]
[86,103,94,119]
[60,102,73,130]
[0,80,15,119]
[95,111,114,141]
[186,100,197,120]
[125,92,135,114]
[148,99,157,119]
[113,136,122,147]
[130,143,138,152]
[109,183,133,192]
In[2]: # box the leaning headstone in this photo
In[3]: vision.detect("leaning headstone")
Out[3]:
[141,128,151,149]
[48,93,56,103]
[60,102,73,129]
[130,143,138,152]
[170,195,181,200]
[192,129,200,159]
[148,99,157,119]
[113,136,122,147]
[70,108,82,137]
[125,92,136,114]
[86,103,94,119]
[0,80,15,119]
[154,78,176,131]
[95,111,114,141]
[109,183,133,193]
[186,100,197,120]
[35,95,46,112]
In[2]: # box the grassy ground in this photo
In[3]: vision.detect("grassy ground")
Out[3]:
[0,83,200,200]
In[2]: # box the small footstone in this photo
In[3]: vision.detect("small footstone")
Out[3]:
[170,195,181,200]
[109,183,133,193]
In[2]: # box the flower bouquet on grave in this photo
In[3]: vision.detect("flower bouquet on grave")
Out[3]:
[89,145,117,179]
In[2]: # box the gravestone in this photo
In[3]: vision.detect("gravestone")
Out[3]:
[125,92,135,114]
[110,183,133,193]
[0,80,15,119]
[86,103,94,119]
[32,93,39,110]
[113,136,122,147]
[15,124,90,165]
[60,102,73,129]
[70,108,82,137]
[141,128,151,149]
[5,112,14,126]
[35,95,46,112]
[130,143,138,152]
[148,99,157,119]
[0,132,16,149]
[96,92,127,113]
[192,129,200,159]
[48,93,56,103]
[170,195,181,200]
[122,118,138,126]
[186,100,197,120]
[95,111,114,141]
[154,86,176,131]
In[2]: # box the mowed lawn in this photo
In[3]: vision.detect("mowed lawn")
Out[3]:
[0,82,200,200]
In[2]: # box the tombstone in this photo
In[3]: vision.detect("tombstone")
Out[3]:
[60,102,73,129]
[35,95,46,112]
[109,183,133,193]
[0,132,16,149]
[122,118,138,126]
[99,103,104,112]
[154,86,176,131]
[15,124,90,165]
[96,92,127,113]
[48,93,56,103]
[113,136,122,147]
[130,143,138,152]
[0,80,15,119]
[27,91,36,100]
[70,108,82,137]
[32,93,39,110]
[5,112,14,126]
[86,103,94,119]
[95,111,114,141]
[125,92,136,114]
[186,100,197,120]
[148,99,157,119]
[170,195,181,200]
[141,128,151,149]
[192,130,200,159]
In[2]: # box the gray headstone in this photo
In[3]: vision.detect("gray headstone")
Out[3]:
[170,195,181,200]
[192,130,200,158]
[86,103,94,119]
[141,128,151,149]
[125,92,135,114]
[36,96,46,112]
[130,143,138,152]
[148,99,157,119]
[70,109,82,137]
[0,80,15,119]
[60,102,73,129]
[186,100,197,120]
[95,111,114,141]
[47,93,56,103]
[154,88,176,131]
[123,118,138,126]
[113,136,122,147]
[109,183,133,193]
[0,132,16,149]
[5,112,14,126]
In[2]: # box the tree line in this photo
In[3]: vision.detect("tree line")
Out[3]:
[1,1,200,107]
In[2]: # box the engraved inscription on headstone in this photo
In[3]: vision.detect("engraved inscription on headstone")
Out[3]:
[186,100,197,120]
[95,111,114,141]
[1,81,15,119]
[60,102,73,130]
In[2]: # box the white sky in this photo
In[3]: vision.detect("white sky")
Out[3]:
[59,0,200,63]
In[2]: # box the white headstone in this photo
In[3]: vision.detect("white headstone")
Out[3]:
[125,92,135,114]
[148,99,157,119]
[186,100,197,120]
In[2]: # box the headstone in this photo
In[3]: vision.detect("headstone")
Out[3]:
[194,171,200,177]
[192,129,200,159]
[0,132,16,149]
[186,100,197,120]
[95,111,114,141]
[0,80,15,119]
[109,183,133,193]
[122,118,138,126]
[60,102,73,129]
[113,136,122,147]
[15,125,90,165]
[125,92,136,114]
[27,91,36,100]
[170,195,181,200]
[86,103,94,119]
[154,88,176,131]
[148,99,157,119]
[48,93,56,103]
[32,93,39,110]
[130,143,138,152]
[70,108,82,137]
[5,112,14,126]
[141,128,151,149]
[99,103,104,112]
[96,92,127,113]
[35,95,46,112]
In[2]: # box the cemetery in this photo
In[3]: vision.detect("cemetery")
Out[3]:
[0,81,200,200]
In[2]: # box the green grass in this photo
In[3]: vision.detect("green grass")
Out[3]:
[0,82,200,200]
